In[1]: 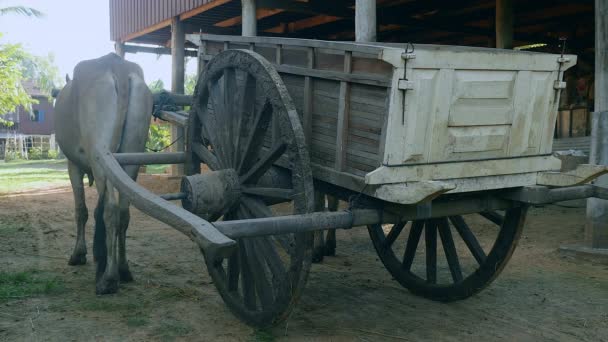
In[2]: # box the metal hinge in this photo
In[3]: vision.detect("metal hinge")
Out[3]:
[398,80,415,90]
[553,80,567,89]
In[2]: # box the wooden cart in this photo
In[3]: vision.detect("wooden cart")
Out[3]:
[100,34,608,327]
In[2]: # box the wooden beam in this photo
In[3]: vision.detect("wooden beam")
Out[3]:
[122,44,197,57]
[586,0,608,248]
[356,0,377,42]
[496,0,514,48]
[242,0,258,36]
[171,17,186,175]
[120,18,171,43]
[264,14,342,34]
[215,9,284,28]
[179,0,231,20]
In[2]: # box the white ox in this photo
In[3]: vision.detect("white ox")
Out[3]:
[54,53,152,294]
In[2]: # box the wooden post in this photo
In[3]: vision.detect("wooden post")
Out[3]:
[495,0,513,49]
[242,0,257,37]
[355,0,376,42]
[171,16,186,175]
[114,42,125,58]
[586,0,608,248]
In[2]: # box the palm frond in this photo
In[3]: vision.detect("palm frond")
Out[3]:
[0,6,44,18]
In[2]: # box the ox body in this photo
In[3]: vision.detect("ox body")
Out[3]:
[54,53,152,294]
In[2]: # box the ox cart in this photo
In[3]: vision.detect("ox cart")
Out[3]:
[100,34,608,327]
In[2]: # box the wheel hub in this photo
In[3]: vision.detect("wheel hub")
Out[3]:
[181,169,242,220]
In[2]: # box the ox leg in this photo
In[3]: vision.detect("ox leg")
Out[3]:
[68,161,88,265]
[313,191,326,263]
[96,180,120,295]
[116,165,138,283]
[117,194,133,282]
[324,195,339,256]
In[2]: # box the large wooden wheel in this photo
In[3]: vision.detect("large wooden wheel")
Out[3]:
[368,206,527,301]
[188,49,315,327]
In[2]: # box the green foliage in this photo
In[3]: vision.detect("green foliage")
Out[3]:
[20,52,62,95]
[0,270,63,302]
[0,37,36,124]
[47,149,59,159]
[148,79,165,93]
[0,5,44,18]
[148,123,171,151]
[251,329,276,342]
[3,150,21,162]
[185,74,197,95]
[28,146,44,160]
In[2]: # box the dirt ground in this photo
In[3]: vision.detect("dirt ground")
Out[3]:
[1,174,607,341]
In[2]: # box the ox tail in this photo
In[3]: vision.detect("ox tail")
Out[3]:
[86,173,94,186]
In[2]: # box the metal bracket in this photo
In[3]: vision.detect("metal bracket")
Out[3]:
[553,80,567,90]
[398,80,415,90]
[401,52,416,60]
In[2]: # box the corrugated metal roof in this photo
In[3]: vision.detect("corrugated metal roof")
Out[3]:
[110,0,221,42]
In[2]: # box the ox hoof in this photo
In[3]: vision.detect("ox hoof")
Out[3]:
[312,247,324,263]
[96,277,119,295]
[68,253,87,266]
[119,268,134,283]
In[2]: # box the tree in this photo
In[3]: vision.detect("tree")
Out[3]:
[0,2,43,18]
[20,53,61,95]
[185,74,197,95]
[148,79,165,93]
[0,39,35,125]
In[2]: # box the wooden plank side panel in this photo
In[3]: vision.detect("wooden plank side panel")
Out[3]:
[345,83,387,168]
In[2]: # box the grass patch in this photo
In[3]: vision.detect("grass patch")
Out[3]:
[145,164,169,174]
[0,160,69,193]
[77,296,148,312]
[0,271,63,302]
[153,319,193,341]
[154,286,200,301]
[251,329,276,342]
[126,316,149,327]
[77,296,151,328]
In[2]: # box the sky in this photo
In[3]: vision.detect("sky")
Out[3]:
[0,0,196,87]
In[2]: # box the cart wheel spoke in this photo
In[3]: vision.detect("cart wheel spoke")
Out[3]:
[227,253,240,292]
[256,236,288,282]
[384,221,406,248]
[369,207,527,302]
[233,74,256,168]
[449,216,487,265]
[438,218,463,283]
[192,49,314,327]
[272,234,296,256]
[401,221,424,271]
[238,101,273,174]
[238,240,257,310]
[240,142,288,184]
[243,239,274,310]
[242,186,294,201]
[198,105,228,169]
[425,220,438,284]
[208,82,233,166]
[241,196,273,218]
[478,211,504,226]
[223,68,237,165]
[191,142,221,170]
